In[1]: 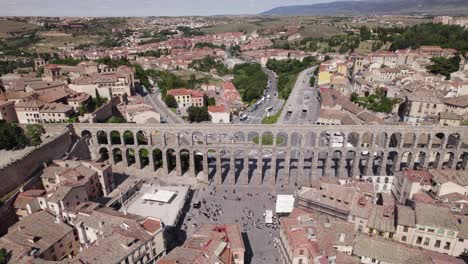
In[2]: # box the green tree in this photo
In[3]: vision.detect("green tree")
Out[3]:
[0,247,6,264]
[427,55,460,79]
[0,123,28,150]
[106,116,126,123]
[232,63,268,102]
[25,124,45,147]
[95,89,103,108]
[164,94,178,108]
[309,76,316,86]
[187,106,211,123]
[359,26,372,41]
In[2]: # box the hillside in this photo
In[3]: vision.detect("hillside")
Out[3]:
[261,0,468,16]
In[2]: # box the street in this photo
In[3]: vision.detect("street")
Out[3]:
[140,85,185,124]
[278,66,320,125]
[234,67,284,124]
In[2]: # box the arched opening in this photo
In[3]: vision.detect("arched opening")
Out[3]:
[136,131,148,145]
[99,147,109,161]
[389,133,402,148]
[193,150,204,176]
[446,133,460,149]
[428,152,441,169]
[165,132,177,146]
[97,131,108,145]
[431,133,445,148]
[248,131,260,145]
[178,131,190,147]
[151,131,161,145]
[255,131,275,145]
[319,132,329,147]
[318,151,328,177]
[456,152,468,170]
[233,131,245,143]
[361,132,373,148]
[414,151,426,170]
[346,151,357,178]
[372,151,384,175]
[81,130,92,138]
[192,131,205,145]
[442,152,455,169]
[153,149,163,171]
[166,149,177,173]
[331,150,342,177]
[417,133,430,148]
[387,151,399,175]
[347,132,360,148]
[305,132,317,147]
[402,133,416,148]
[276,132,288,147]
[290,132,302,148]
[375,132,387,148]
[139,149,149,168]
[123,131,134,145]
[126,148,136,166]
[400,152,412,170]
[180,149,190,175]
[112,148,122,164]
[110,131,121,145]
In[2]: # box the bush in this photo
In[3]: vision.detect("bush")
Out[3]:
[164,95,178,108]
[187,106,211,123]
[0,123,28,150]
[232,63,268,102]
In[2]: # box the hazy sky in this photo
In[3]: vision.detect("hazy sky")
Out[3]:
[0,0,337,16]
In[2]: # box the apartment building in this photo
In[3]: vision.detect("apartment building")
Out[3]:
[40,102,75,123]
[166,88,205,109]
[392,170,433,204]
[0,210,80,262]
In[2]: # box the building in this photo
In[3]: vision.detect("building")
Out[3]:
[166,88,205,109]
[0,210,80,262]
[402,89,446,123]
[392,170,433,204]
[14,98,45,124]
[361,175,394,193]
[159,223,245,264]
[317,60,348,86]
[0,100,18,123]
[39,102,75,123]
[117,184,189,227]
[70,204,166,264]
[13,189,46,219]
[208,105,230,123]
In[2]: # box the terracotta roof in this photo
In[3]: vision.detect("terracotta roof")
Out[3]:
[208,105,228,113]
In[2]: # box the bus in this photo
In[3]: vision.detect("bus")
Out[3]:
[266,107,273,112]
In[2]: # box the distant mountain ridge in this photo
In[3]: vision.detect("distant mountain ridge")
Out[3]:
[261,0,468,16]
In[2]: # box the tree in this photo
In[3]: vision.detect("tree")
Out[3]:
[106,116,126,123]
[0,247,6,264]
[309,76,316,87]
[95,89,103,108]
[359,26,372,41]
[427,55,460,79]
[189,74,197,89]
[25,124,45,147]
[0,123,28,150]
[164,95,178,108]
[187,106,211,123]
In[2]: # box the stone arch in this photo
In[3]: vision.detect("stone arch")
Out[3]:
[193,149,204,176]
[136,131,148,145]
[81,130,92,138]
[361,132,373,148]
[151,130,162,145]
[260,131,275,145]
[192,131,205,145]
[153,148,163,171]
[276,132,288,147]
[446,133,460,149]
[331,150,343,177]
[387,151,399,175]
[347,132,360,148]
[112,148,123,164]
[400,152,413,170]
[290,132,302,147]
[126,148,136,166]
[431,133,445,148]
[98,147,109,161]
[305,131,317,147]
[442,152,455,169]
[233,131,245,143]
[417,133,430,148]
[165,132,178,146]
[248,131,260,144]
[166,148,177,173]
[346,150,357,177]
[110,131,121,145]
[414,151,427,170]
[402,133,416,148]
[180,149,190,175]
[178,131,191,147]
[139,148,149,169]
[375,132,388,148]
[457,152,468,170]
[319,132,329,147]
[123,130,134,145]
[317,151,329,177]
[96,131,108,145]
[372,151,385,175]
[389,133,402,148]
[428,151,441,169]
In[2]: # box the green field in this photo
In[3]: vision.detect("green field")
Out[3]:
[0,20,38,39]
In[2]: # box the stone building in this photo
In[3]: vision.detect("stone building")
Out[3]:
[0,100,18,123]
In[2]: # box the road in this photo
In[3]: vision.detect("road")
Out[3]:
[278,66,320,125]
[234,67,284,124]
[141,85,185,124]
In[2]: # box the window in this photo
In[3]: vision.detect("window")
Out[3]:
[444,242,451,250]
[403,226,409,232]
[447,230,455,237]
[402,236,407,242]
[424,238,430,246]
[416,236,423,244]
[435,240,441,248]
[299,250,304,255]
[427,228,435,233]
[437,229,445,235]
[459,238,464,242]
